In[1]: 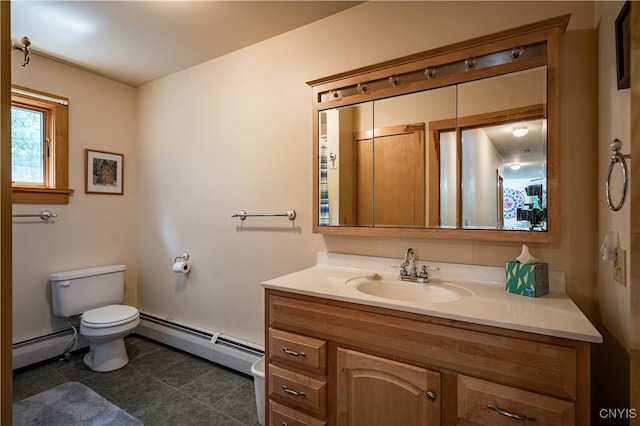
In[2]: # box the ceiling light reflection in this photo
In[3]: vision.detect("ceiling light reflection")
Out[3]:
[512,127,528,137]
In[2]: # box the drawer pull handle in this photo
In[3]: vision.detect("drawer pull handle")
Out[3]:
[488,404,536,421]
[282,347,306,357]
[282,385,306,397]
[426,391,437,401]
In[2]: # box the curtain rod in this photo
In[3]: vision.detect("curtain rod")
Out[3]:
[11,87,69,106]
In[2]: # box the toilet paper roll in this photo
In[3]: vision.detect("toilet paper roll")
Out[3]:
[173,261,191,274]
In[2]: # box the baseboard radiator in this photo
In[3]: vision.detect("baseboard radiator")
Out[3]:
[13,329,88,370]
[136,312,264,376]
[13,312,264,375]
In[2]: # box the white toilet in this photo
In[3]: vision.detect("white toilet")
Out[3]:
[50,264,140,372]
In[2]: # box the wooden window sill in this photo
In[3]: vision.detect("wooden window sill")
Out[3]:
[12,187,74,204]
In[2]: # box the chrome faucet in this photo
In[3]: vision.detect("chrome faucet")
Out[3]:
[398,248,429,283]
[404,248,417,277]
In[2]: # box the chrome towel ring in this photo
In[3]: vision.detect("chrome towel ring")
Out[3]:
[606,138,631,211]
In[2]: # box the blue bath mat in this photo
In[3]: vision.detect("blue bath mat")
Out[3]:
[13,381,143,425]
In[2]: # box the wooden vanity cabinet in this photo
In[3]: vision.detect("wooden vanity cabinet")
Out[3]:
[265,289,591,425]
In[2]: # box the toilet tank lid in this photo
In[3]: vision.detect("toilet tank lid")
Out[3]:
[49,264,126,281]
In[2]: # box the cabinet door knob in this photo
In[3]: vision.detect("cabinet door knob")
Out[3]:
[282,347,306,357]
[426,391,437,401]
[487,404,536,421]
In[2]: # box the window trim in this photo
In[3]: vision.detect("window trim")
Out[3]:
[11,85,74,204]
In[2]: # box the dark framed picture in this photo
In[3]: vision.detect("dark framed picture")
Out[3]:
[615,1,631,90]
[85,149,124,195]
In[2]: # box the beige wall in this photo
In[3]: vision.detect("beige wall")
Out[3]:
[137,1,598,346]
[11,54,138,342]
[6,0,605,355]
[597,0,632,350]
[592,3,636,415]
[629,0,639,411]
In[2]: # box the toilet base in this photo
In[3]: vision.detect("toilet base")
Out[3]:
[83,337,129,372]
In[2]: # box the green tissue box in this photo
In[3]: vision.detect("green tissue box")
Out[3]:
[505,261,549,297]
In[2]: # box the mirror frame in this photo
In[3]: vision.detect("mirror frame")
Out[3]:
[308,15,569,242]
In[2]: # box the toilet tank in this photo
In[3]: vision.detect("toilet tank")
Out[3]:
[50,265,126,318]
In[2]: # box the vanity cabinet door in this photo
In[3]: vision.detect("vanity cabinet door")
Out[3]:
[336,348,441,426]
[457,375,575,426]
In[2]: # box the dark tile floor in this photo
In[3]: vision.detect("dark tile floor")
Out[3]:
[13,334,261,425]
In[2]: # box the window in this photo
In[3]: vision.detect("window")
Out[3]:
[11,85,73,203]
[12,105,46,185]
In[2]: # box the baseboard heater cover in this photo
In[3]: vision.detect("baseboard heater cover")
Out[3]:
[13,329,88,370]
[13,313,264,375]
[136,312,264,376]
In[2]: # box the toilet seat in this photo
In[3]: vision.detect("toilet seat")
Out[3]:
[81,305,139,329]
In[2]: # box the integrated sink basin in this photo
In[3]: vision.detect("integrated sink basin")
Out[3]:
[345,274,472,304]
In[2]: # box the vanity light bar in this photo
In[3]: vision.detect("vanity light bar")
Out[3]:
[319,42,547,103]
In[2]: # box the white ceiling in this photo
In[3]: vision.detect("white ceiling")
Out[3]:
[482,118,546,179]
[11,1,361,87]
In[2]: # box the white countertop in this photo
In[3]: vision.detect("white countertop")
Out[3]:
[262,252,602,343]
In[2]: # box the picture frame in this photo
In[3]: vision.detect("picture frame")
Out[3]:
[85,149,124,195]
[615,1,631,90]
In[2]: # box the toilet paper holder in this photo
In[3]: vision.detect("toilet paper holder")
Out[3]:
[173,252,191,274]
[174,252,190,263]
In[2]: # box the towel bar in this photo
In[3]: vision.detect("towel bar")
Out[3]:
[12,210,57,221]
[232,210,296,221]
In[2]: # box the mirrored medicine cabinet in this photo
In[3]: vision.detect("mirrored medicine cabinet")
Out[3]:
[308,15,569,242]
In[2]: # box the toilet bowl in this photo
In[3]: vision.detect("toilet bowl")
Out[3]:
[49,265,139,372]
[80,304,140,372]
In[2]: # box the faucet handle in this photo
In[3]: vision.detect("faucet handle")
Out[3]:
[418,265,428,278]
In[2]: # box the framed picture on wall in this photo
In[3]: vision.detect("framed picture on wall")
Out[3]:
[615,1,631,90]
[85,149,124,195]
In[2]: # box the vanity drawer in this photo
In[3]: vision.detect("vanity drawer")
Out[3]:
[269,364,327,416]
[269,400,326,426]
[269,328,326,373]
[457,375,575,426]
